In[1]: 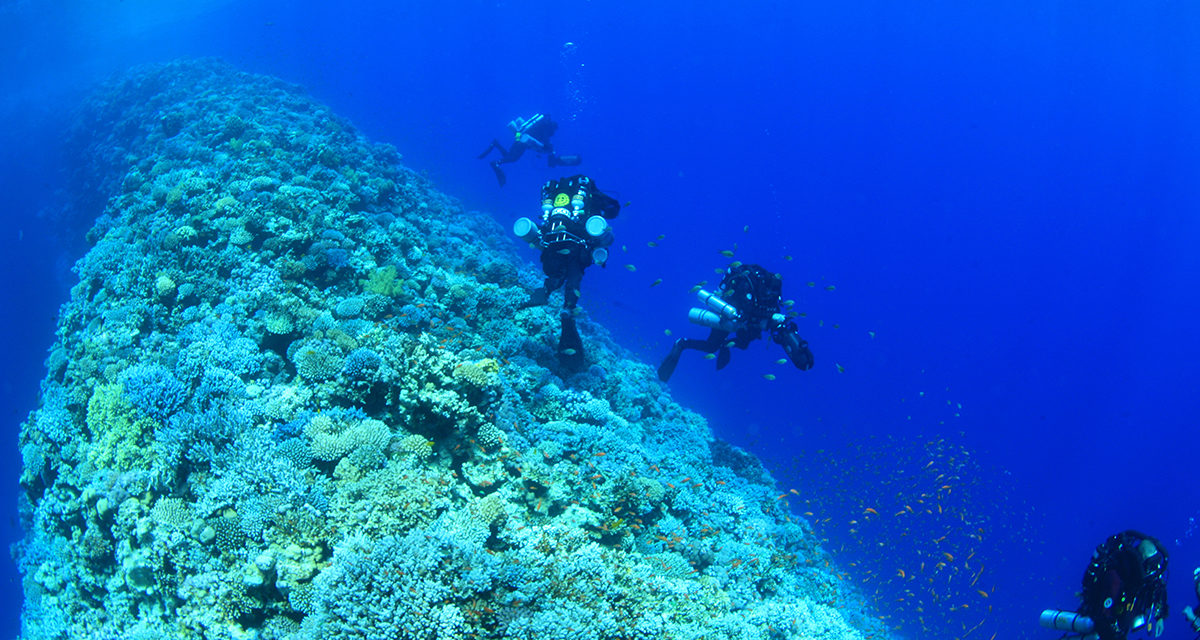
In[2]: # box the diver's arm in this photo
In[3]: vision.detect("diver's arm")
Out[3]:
[520,133,547,150]
[772,321,813,370]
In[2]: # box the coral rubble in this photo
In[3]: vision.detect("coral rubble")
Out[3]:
[16,59,879,640]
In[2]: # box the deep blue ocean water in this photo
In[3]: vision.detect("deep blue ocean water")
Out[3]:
[1,1,1197,638]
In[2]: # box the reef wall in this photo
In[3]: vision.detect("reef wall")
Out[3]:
[16,59,877,640]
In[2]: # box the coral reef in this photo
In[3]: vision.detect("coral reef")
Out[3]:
[16,59,885,640]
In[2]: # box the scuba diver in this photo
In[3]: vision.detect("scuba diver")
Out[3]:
[1040,530,1169,640]
[513,174,619,370]
[657,263,814,382]
[478,113,581,186]
[1182,567,1200,637]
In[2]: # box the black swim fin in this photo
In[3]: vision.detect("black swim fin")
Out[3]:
[519,287,549,309]
[558,313,585,371]
[658,340,683,382]
[491,161,506,187]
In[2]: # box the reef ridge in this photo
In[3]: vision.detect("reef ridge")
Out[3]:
[16,58,880,640]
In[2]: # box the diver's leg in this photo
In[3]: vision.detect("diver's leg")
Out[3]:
[562,253,586,311]
[520,253,564,307]
[558,312,585,371]
[658,331,728,381]
[557,256,588,366]
[499,142,527,164]
[477,139,504,159]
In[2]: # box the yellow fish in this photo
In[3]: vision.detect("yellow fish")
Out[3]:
[784,255,793,261]
[763,374,776,381]
[689,285,703,293]
[825,285,836,291]
[720,250,735,258]
[775,358,787,365]
[835,363,845,373]
[624,264,636,272]
[664,329,672,336]
[703,353,717,360]
[807,281,816,287]
[647,241,657,248]
[649,278,662,287]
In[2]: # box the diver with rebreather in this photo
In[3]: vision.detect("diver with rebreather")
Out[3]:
[1039,530,1169,640]
[514,174,619,370]
[657,263,813,382]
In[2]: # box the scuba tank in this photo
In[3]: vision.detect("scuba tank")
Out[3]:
[1039,609,1094,634]
[1039,609,1099,639]
[513,217,541,244]
[687,289,742,332]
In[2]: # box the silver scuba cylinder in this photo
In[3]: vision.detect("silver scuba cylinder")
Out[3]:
[1039,609,1094,634]
[695,289,740,321]
[584,215,613,247]
[513,217,540,244]
[688,308,739,332]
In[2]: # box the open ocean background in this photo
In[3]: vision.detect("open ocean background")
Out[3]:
[1,1,1197,638]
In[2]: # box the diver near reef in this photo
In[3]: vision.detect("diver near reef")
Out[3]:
[1182,567,1200,637]
[1039,530,1169,640]
[514,174,619,370]
[478,113,581,186]
[657,263,813,382]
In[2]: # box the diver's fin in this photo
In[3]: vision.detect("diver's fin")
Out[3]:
[491,161,506,187]
[658,340,684,382]
[558,313,585,371]
[519,287,549,309]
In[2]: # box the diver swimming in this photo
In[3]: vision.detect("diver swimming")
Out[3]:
[478,113,581,186]
[658,263,813,382]
[514,174,619,370]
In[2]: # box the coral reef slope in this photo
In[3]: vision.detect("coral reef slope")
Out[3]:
[17,59,876,640]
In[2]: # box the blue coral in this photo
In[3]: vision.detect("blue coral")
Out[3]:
[342,347,381,380]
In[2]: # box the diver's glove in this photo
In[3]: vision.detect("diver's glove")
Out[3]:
[772,322,814,370]
[1186,605,1200,633]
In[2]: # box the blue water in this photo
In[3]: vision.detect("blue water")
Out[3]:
[2,1,1198,638]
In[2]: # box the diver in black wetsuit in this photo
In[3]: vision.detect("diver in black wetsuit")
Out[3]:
[514,174,619,370]
[657,264,813,382]
[1079,530,1169,640]
[478,113,581,186]
[1184,567,1200,637]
